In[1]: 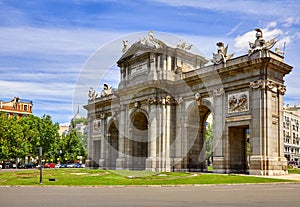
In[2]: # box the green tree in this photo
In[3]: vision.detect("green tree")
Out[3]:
[60,129,87,162]
[0,113,10,160]
[0,113,60,164]
[205,123,213,165]
[71,118,87,128]
[37,115,60,161]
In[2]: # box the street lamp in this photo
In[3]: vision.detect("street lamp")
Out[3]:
[38,147,42,184]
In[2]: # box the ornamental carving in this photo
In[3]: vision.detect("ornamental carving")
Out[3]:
[147,95,176,105]
[93,119,101,131]
[175,97,183,104]
[177,41,193,50]
[138,30,166,49]
[148,96,160,105]
[228,92,249,113]
[266,81,276,90]
[213,88,224,96]
[134,100,141,108]
[278,85,286,95]
[250,80,264,89]
[99,113,105,119]
[195,93,201,106]
[250,80,286,95]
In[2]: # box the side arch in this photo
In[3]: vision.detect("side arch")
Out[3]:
[185,99,212,171]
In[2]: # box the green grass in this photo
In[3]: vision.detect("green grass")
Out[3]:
[288,166,300,174]
[0,168,295,186]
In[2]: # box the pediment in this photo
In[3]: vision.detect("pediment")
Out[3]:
[118,32,168,65]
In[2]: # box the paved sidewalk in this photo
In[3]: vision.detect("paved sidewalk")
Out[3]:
[259,174,300,181]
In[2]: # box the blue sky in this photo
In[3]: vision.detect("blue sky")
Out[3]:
[1,0,299,124]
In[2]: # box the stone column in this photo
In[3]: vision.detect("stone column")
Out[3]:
[167,55,172,71]
[116,105,126,170]
[157,55,161,71]
[249,80,287,175]
[278,85,287,165]
[212,88,226,173]
[98,113,106,169]
[165,99,171,171]
[173,98,184,171]
[85,114,94,167]
[146,103,158,171]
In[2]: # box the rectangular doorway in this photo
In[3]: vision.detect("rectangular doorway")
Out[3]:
[229,126,249,173]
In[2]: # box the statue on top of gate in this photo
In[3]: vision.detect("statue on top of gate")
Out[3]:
[212,42,234,65]
[248,28,277,56]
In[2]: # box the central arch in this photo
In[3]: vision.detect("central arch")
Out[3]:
[130,110,149,170]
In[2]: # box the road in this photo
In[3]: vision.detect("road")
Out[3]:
[1,183,300,207]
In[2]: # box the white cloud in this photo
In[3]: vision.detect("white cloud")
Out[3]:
[150,0,300,17]
[281,17,300,27]
[0,27,124,55]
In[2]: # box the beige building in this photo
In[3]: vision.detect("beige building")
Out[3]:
[84,30,292,175]
[284,105,300,163]
[0,97,32,118]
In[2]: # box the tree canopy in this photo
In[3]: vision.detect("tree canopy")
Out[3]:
[0,113,86,164]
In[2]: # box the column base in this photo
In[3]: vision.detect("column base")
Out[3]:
[249,156,288,175]
[116,158,125,170]
[145,157,158,172]
[98,159,105,169]
[212,156,227,174]
[85,159,93,168]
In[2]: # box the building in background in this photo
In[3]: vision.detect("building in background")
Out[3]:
[59,107,87,136]
[0,97,32,118]
[283,105,300,163]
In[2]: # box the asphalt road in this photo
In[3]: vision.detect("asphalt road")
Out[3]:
[1,183,300,207]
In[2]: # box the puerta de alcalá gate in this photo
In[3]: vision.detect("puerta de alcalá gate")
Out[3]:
[84,29,292,175]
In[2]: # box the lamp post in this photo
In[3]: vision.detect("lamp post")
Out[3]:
[59,150,62,164]
[39,147,42,184]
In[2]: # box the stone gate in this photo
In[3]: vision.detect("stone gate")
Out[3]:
[84,29,292,175]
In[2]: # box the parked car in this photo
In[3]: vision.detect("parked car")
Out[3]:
[60,163,67,168]
[20,164,32,169]
[4,162,12,169]
[44,163,55,168]
[55,164,61,168]
[67,163,76,168]
[25,163,35,169]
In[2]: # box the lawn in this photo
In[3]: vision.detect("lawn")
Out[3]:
[288,166,300,174]
[0,168,295,186]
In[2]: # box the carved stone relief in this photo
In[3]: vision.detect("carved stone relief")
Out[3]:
[93,119,101,131]
[228,91,249,113]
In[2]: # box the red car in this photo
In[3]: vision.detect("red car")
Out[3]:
[44,163,55,168]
